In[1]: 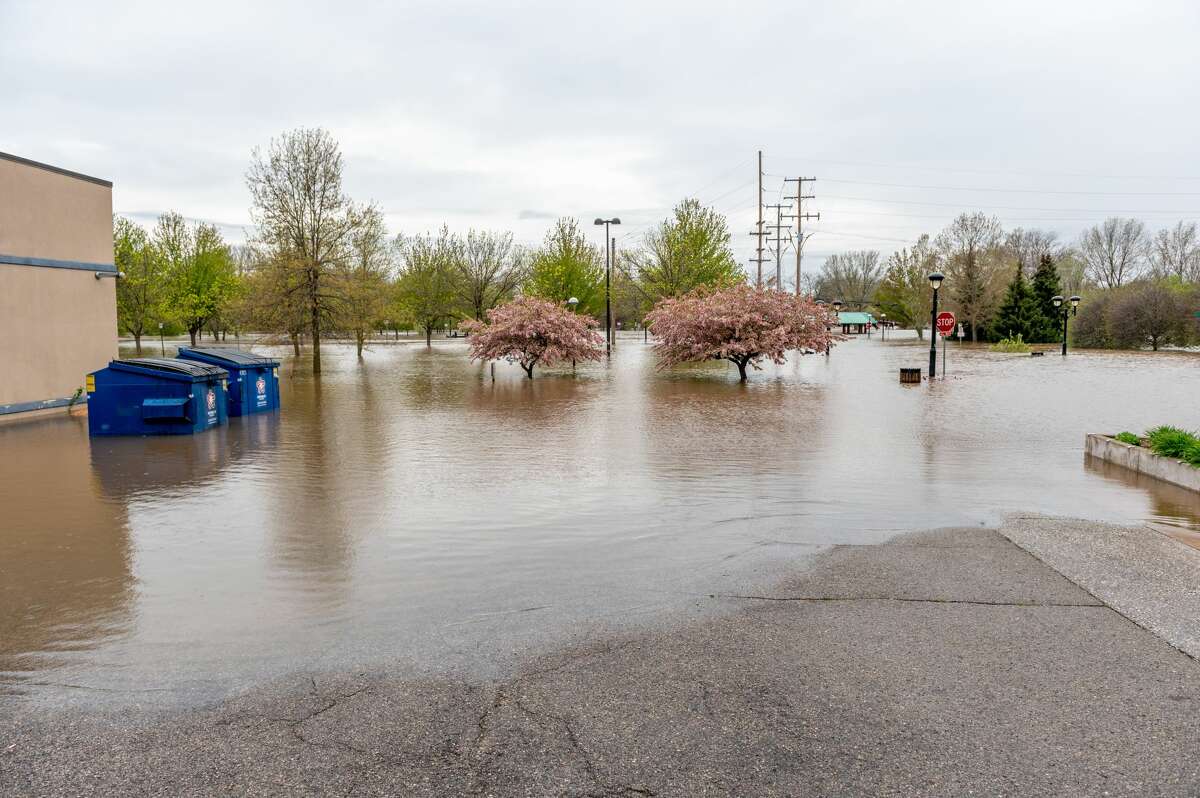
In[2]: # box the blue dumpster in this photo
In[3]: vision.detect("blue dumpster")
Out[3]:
[175,347,281,416]
[87,358,229,436]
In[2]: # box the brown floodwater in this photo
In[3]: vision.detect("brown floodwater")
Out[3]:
[2,333,1198,707]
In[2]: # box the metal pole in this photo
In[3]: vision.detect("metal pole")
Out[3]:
[757,150,764,288]
[1061,310,1068,356]
[605,225,612,356]
[943,331,947,376]
[929,287,938,379]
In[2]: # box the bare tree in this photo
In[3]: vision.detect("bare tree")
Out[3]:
[1149,221,1200,282]
[1078,217,1147,290]
[1108,282,1187,351]
[454,229,527,320]
[1002,228,1060,275]
[935,213,1003,341]
[814,250,883,310]
[246,128,360,374]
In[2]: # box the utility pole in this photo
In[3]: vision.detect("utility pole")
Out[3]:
[784,176,819,295]
[753,150,765,287]
[611,236,617,349]
[764,203,791,290]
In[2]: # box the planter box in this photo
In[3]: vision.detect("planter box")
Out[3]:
[1085,433,1200,493]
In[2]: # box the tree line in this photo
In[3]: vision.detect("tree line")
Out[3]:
[115,128,745,373]
[813,212,1200,348]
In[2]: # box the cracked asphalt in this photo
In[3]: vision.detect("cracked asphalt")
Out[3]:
[4,525,1200,796]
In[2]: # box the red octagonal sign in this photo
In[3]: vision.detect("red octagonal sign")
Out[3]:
[936,311,956,337]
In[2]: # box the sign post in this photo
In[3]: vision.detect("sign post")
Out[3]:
[935,312,956,378]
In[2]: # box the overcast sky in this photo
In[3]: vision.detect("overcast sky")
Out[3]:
[4,0,1200,279]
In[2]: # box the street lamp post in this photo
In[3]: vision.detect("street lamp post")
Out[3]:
[159,322,165,357]
[831,300,843,355]
[928,272,944,379]
[880,313,887,341]
[594,217,621,355]
[1052,295,1081,356]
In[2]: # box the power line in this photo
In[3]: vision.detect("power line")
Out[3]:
[784,177,819,295]
[820,193,1200,215]
[821,178,1200,197]
[766,157,1200,182]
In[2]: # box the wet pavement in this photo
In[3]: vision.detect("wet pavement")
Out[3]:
[4,520,1199,797]
[2,333,1199,707]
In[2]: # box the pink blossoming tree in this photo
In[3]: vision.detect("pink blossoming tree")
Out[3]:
[462,296,605,379]
[646,284,840,381]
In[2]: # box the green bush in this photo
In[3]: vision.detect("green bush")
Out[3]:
[1183,441,1200,468]
[1146,426,1199,459]
[1114,432,1140,445]
[989,334,1031,353]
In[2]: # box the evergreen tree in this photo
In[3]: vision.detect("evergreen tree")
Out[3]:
[1029,254,1063,342]
[991,263,1040,341]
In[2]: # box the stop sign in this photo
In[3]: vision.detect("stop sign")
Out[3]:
[936,311,956,337]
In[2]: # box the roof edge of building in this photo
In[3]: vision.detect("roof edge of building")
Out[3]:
[0,151,112,188]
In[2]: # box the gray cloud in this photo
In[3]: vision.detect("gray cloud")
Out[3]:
[3,0,1199,274]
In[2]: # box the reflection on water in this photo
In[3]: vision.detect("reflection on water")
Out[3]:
[1085,454,1200,549]
[2,334,1198,704]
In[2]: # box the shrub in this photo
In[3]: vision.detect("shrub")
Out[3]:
[1184,441,1200,468]
[1113,431,1140,446]
[1146,426,1198,459]
[989,334,1030,353]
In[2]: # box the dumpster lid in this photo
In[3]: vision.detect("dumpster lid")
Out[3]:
[177,347,279,367]
[111,358,228,380]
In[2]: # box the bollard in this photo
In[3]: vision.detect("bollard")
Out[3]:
[899,368,922,384]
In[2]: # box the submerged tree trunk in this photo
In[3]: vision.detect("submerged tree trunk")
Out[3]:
[733,357,749,382]
[356,330,365,358]
[291,332,301,358]
[311,304,322,375]
[134,333,143,356]
[189,327,198,346]
[425,325,433,347]
[522,363,535,379]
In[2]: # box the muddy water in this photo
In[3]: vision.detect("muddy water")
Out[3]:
[2,334,1197,706]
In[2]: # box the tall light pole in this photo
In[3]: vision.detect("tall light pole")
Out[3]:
[594,217,620,355]
[1052,295,1081,356]
[928,271,944,378]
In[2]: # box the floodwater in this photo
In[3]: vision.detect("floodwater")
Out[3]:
[2,333,1198,707]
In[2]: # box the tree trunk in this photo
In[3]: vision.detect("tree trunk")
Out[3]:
[134,333,143,355]
[425,326,432,347]
[356,331,365,359]
[735,358,748,382]
[189,327,198,346]
[915,326,924,341]
[311,305,322,375]
[523,363,535,379]
[291,332,301,358]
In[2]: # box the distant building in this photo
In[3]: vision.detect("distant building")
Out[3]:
[0,152,116,417]
[837,311,876,335]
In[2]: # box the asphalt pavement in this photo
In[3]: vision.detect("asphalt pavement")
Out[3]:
[3,520,1200,796]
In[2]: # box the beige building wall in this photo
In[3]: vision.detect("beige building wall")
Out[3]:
[0,153,116,411]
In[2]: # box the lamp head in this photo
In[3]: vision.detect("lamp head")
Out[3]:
[1052,295,1064,308]
[928,272,944,290]
[832,300,843,310]
[567,297,579,306]
[593,218,604,225]
[1070,295,1081,307]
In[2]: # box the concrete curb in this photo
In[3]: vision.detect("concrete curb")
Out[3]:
[1085,433,1200,492]
[1000,513,1200,660]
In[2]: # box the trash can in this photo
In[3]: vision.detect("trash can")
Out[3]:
[175,347,281,416]
[86,358,229,436]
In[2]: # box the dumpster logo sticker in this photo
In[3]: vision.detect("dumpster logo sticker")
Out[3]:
[255,376,267,407]
[206,388,218,425]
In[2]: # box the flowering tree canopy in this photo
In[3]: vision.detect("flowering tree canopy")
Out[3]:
[462,296,605,378]
[646,284,840,381]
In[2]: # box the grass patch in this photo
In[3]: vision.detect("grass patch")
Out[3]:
[989,334,1031,353]
[1146,426,1196,458]
[1113,431,1140,445]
